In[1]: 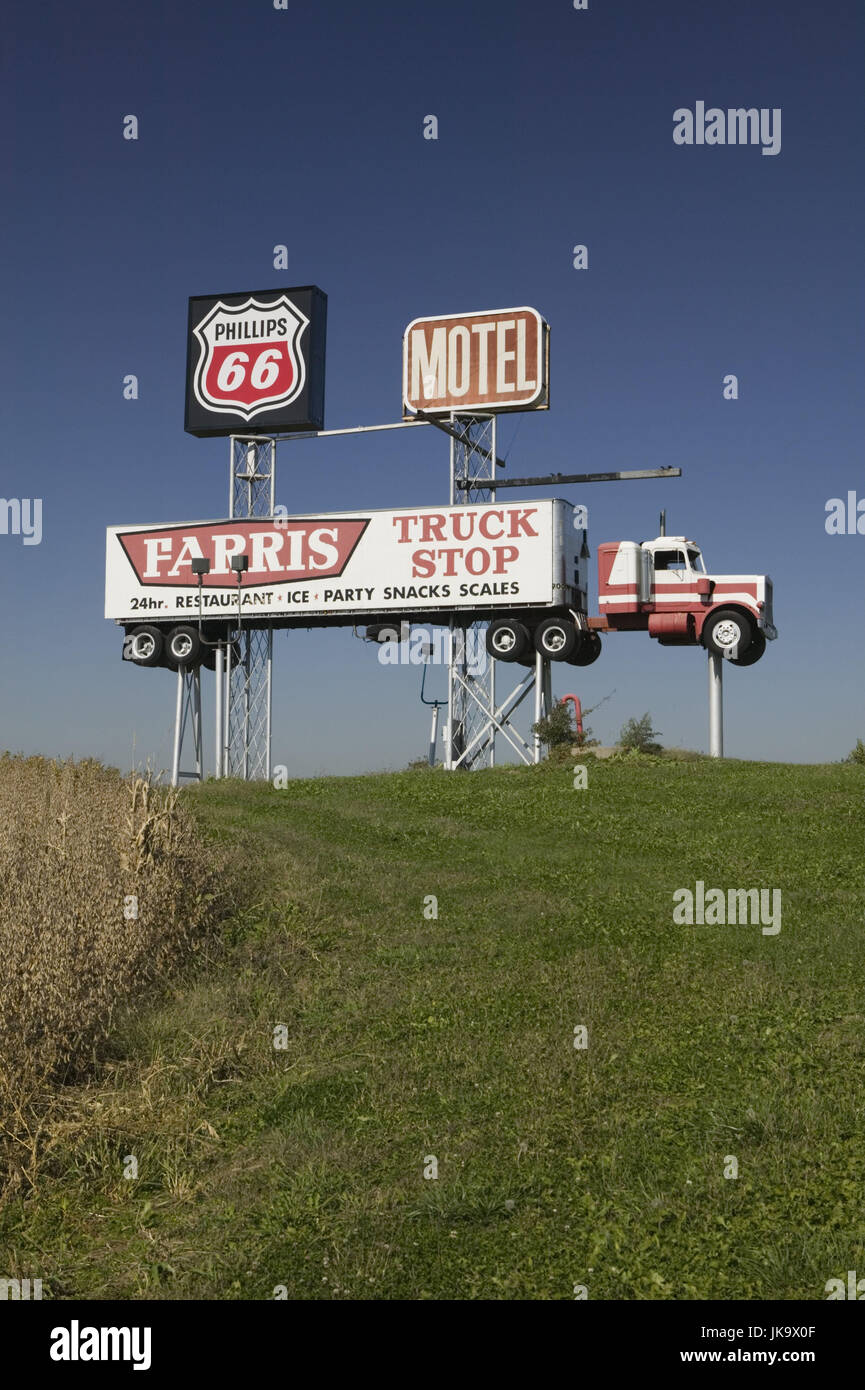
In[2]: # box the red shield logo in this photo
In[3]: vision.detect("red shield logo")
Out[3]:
[192,294,309,421]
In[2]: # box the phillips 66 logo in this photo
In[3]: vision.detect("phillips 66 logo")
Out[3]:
[192,294,309,420]
[185,286,326,437]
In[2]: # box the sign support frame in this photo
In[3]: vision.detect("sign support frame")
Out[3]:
[170,664,203,787]
[708,652,724,757]
[442,413,552,771]
[223,437,275,781]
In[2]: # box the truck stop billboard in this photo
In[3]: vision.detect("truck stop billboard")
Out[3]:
[106,500,583,625]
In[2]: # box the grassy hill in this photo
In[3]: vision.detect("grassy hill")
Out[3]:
[2,756,863,1300]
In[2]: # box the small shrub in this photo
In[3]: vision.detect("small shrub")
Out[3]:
[619,713,664,754]
[846,739,865,765]
[532,701,575,749]
[533,700,596,752]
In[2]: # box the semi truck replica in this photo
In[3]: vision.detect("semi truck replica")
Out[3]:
[105,500,776,670]
[596,534,776,665]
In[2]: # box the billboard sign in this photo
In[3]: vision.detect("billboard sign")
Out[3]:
[403,306,549,417]
[105,500,578,623]
[185,285,326,436]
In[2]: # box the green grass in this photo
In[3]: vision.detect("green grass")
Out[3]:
[2,757,863,1300]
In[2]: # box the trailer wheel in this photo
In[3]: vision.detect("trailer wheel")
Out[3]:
[730,628,766,667]
[127,624,164,667]
[568,631,602,666]
[702,609,753,659]
[534,617,579,661]
[486,618,530,662]
[166,625,202,667]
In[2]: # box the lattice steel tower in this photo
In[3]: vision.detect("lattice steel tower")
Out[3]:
[224,436,274,779]
[446,414,498,770]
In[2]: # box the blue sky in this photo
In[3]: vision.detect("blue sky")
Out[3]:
[1,0,862,774]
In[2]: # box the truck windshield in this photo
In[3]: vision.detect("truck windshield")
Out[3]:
[654,550,688,570]
[654,547,706,572]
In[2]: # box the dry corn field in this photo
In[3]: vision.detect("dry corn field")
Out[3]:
[0,754,229,1202]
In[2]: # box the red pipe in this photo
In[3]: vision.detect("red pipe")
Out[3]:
[561,694,583,739]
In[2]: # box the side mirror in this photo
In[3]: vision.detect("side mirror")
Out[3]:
[696,577,712,596]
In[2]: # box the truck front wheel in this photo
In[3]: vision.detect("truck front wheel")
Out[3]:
[486,618,530,662]
[702,609,753,659]
[730,628,766,666]
[127,625,164,667]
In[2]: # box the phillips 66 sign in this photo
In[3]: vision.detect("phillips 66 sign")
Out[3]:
[403,306,549,418]
[184,285,327,437]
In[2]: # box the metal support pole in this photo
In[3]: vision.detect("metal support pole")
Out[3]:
[488,422,496,770]
[190,669,202,780]
[265,626,273,782]
[446,621,464,769]
[428,703,440,767]
[533,650,544,764]
[171,664,203,786]
[242,634,250,781]
[489,655,496,768]
[459,466,682,491]
[171,665,184,787]
[214,642,224,778]
[708,652,724,757]
[223,641,231,775]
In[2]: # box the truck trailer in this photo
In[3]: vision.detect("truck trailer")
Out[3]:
[105,499,593,669]
[105,500,775,670]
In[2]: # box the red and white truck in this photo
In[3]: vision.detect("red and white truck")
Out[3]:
[105,502,775,669]
[594,533,777,665]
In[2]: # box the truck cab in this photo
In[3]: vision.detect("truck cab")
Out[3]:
[597,535,776,664]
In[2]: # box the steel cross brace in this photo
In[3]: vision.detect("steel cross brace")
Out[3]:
[170,664,203,786]
[449,665,539,768]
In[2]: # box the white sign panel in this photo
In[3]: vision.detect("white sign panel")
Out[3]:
[403,306,549,416]
[105,501,571,623]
